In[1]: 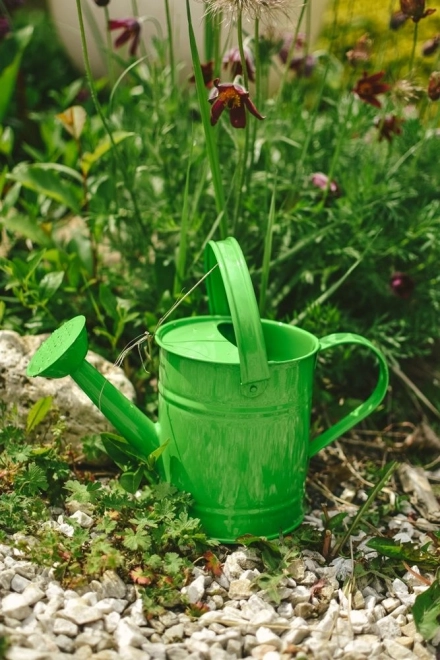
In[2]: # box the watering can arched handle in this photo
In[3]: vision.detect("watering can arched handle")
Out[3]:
[309,333,389,457]
[205,238,270,398]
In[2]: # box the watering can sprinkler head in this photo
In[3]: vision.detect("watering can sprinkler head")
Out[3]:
[27,315,89,379]
[26,315,160,461]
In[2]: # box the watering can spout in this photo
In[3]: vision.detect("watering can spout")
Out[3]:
[26,316,160,461]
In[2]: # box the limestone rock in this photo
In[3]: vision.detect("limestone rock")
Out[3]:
[0,329,136,451]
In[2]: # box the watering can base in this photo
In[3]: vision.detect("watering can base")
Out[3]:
[191,503,305,543]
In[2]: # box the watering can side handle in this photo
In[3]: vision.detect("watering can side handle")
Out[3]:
[308,333,389,458]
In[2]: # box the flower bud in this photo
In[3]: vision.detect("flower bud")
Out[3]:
[428,71,440,100]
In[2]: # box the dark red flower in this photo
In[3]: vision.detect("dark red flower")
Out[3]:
[389,11,410,29]
[422,35,440,56]
[374,114,404,142]
[0,17,10,39]
[209,79,264,129]
[390,272,415,298]
[109,18,141,57]
[190,61,215,89]
[353,71,391,108]
[310,172,340,196]
[400,0,436,22]
[428,71,440,100]
[223,46,255,83]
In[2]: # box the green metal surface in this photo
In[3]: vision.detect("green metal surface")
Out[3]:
[26,238,389,541]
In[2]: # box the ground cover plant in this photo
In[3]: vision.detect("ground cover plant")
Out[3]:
[0,0,440,652]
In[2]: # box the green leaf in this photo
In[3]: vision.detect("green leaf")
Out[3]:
[0,214,54,248]
[39,271,64,301]
[80,132,135,176]
[0,126,14,157]
[99,284,118,320]
[413,579,440,641]
[26,396,53,434]
[122,527,152,551]
[119,467,144,494]
[101,433,143,470]
[9,164,81,212]
[366,537,439,568]
[0,27,34,123]
[15,463,49,495]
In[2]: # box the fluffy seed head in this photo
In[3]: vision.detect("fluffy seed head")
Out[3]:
[204,0,289,20]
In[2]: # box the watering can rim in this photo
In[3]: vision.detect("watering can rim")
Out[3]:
[155,315,321,366]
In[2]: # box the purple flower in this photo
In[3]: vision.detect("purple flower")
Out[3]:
[223,46,256,83]
[390,272,415,298]
[0,17,11,39]
[109,18,141,57]
[209,79,264,129]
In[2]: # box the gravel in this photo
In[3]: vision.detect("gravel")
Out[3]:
[0,517,437,660]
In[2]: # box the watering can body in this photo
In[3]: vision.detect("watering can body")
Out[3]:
[27,238,389,542]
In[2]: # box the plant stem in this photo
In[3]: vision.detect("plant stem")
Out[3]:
[185,0,228,239]
[233,10,251,228]
[320,94,354,207]
[103,6,116,87]
[331,461,398,559]
[409,21,418,75]
[259,176,276,315]
[237,11,249,90]
[164,0,176,91]
[275,0,308,105]
[173,138,193,295]
[75,0,143,231]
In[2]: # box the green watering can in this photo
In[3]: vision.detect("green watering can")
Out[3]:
[27,238,389,542]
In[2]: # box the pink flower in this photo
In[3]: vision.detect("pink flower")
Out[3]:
[109,18,141,57]
[390,273,415,298]
[310,172,340,196]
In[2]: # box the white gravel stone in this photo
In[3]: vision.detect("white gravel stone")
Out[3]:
[344,634,383,655]
[383,638,418,659]
[228,578,253,600]
[10,575,31,593]
[100,571,127,599]
[290,585,311,605]
[255,626,282,648]
[53,617,79,637]
[281,617,310,645]
[141,642,167,659]
[57,598,103,625]
[382,597,401,612]
[163,623,185,643]
[114,619,147,648]
[183,574,205,604]
[377,614,402,639]
[69,510,94,528]
[104,611,120,633]
[2,593,33,620]
[55,633,75,652]
[96,598,128,614]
